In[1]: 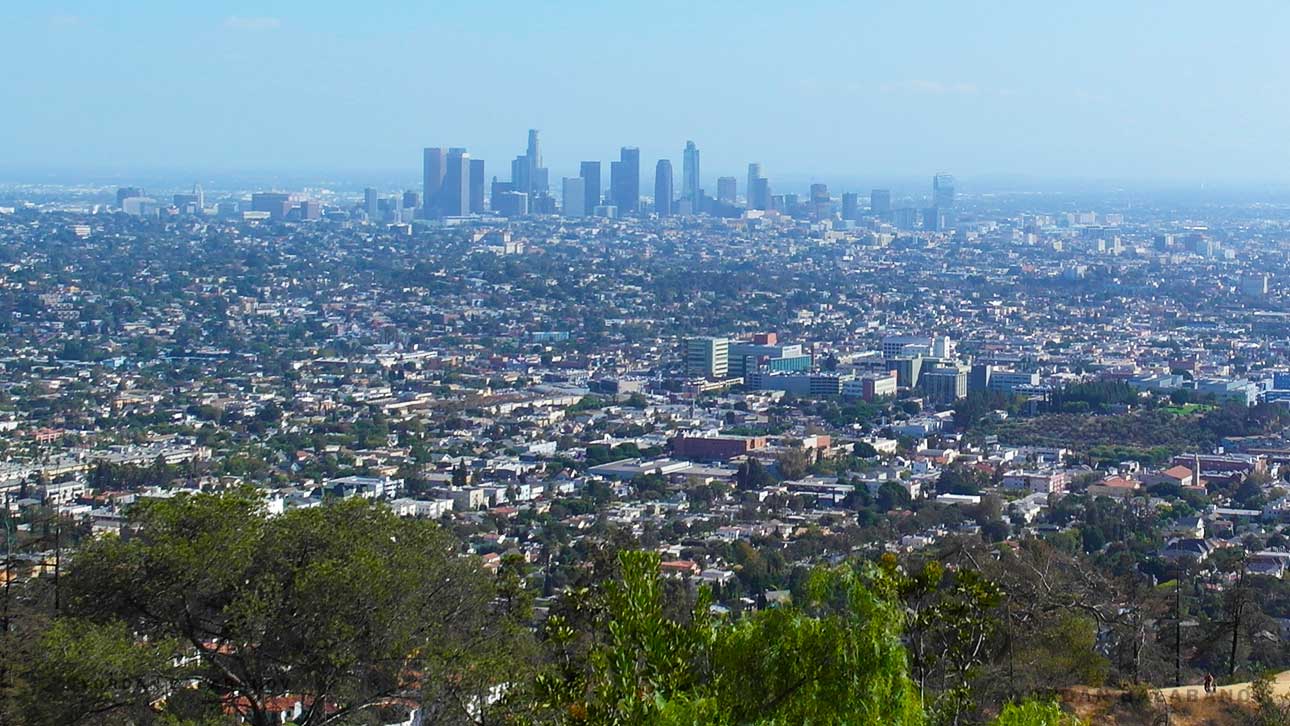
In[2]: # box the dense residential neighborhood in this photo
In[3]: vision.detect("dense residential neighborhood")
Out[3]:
[5,179,1290,725]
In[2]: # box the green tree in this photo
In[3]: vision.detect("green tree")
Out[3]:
[20,491,521,726]
[776,445,813,481]
[8,618,182,726]
[885,558,1004,723]
[526,551,925,725]
[701,562,925,725]
[991,698,1084,726]
[735,458,775,491]
[878,481,912,511]
[1247,670,1290,726]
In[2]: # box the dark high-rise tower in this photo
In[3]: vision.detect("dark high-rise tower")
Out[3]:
[810,183,829,206]
[364,187,379,219]
[611,147,640,214]
[442,148,470,216]
[609,161,623,212]
[681,141,700,211]
[469,158,485,213]
[750,177,770,211]
[654,159,673,216]
[422,148,446,217]
[579,161,601,214]
[561,177,586,217]
[747,163,769,210]
[870,188,892,216]
[841,192,859,220]
[933,173,955,209]
[511,156,530,198]
[717,176,736,203]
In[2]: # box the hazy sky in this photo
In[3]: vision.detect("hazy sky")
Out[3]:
[4,1,1290,185]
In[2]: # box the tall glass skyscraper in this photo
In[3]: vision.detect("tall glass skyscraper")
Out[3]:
[526,129,548,195]
[747,163,769,210]
[612,147,640,214]
[527,129,542,173]
[579,161,600,214]
[717,176,736,203]
[469,158,485,214]
[654,159,673,216]
[422,147,446,217]
[561,177,586,217]
[871,188,892,216]
[442,148,470,216]
[746,163,762,208]
[682,141,700,210]
[510,130,548,198]
[933,173,955,209]
[841,192,858,220]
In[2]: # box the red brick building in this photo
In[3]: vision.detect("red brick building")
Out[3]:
[670,434,768,461]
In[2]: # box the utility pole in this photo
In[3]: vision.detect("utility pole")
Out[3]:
[1005,594,1015,697]
[1174,573,1182,687]
[1229,561,1247,678]
[1,510,14,691]
[53,511,62,613]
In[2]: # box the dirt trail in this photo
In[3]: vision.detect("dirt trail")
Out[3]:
[1156,670,1290,703]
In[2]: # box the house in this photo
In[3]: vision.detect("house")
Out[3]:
[1248,551,1290,578]
[1160,465,1198,488]
[700,568,737,586]
[659,560,700,578]
[430,486,488,511]
[1008,492,1051,523]
[1168,517,1205,539]
[1161,538,1214,562]
[1087,476,1140,499]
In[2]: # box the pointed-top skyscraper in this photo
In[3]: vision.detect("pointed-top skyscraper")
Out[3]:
[512,129,548,197]
[527,129,542,174]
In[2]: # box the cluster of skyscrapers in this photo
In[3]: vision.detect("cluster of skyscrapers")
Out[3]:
[421,147,483,217]
[405,130,955,226]
[105,128,956,228]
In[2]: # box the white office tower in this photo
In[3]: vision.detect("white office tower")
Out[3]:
[686,336,729,379]
[931,335,955,359]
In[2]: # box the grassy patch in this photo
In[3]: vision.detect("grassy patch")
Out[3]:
[1162,403,1216,416]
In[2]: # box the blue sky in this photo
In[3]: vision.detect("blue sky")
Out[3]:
[4,1,1290,186]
